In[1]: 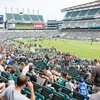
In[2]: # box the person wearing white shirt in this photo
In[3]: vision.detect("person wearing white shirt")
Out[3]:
[0,55,5,75]
[21,63,33,75]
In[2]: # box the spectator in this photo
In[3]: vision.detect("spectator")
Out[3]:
[26,65,37,82]
[45,54,50,61]
[66,76,76,92]
[5,65,12,79]
[2,75,35,100]
[93,59,100,67]
[57,71,68,86]
[89,89,100,100]
[78,79,89,98]
[45,66,54,81]
[0,55,5,75]
[12,59,20,75]
[51,67,60,76]
[91,63,100,92]
[21,63,33,75]
[19,62,25,73]
[51,67,59,81]
[7,54,15,65]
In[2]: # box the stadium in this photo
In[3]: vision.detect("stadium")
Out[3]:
[0,0,100,100]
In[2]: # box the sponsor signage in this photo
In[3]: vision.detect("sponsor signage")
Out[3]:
[33,24,45,29]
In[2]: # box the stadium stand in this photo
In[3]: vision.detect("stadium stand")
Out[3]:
[46,20,62,30]
[22,14,31,21]
[0,35,99,100]
[0,1,100,100]
[6,13,14,21]
[30,15,39,21]
[37,15,44,21]
[5,13,45,30]
[61,0,100,29]
[13,13,23,21]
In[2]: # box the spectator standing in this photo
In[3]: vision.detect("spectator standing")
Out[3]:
[91,60,100,92]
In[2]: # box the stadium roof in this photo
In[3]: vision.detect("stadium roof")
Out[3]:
[61,0,100,12]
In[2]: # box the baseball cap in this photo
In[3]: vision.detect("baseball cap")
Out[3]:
[80,79,85,83]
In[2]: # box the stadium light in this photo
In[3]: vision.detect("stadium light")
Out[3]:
[5,7,7,13]
[33,9,34,15]
[27,8,30,14]
[17,8,19,13]
[22,8,24,14]
[11,7,13,13]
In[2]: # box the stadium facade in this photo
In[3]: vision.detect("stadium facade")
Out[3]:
[46,20,62,30]
[61,0,100,29]
[5,13,45,30]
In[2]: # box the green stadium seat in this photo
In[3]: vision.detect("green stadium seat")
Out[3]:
[52,83,62,91]
[13,13,23,21]
[73,91,86,100]
[65,12,72,19]
[35,92,45,100]
[21,88,31,98]
[37,15,44,21]
[6,13,14,21]
[32,82,42,92]
[52,91,70,100]
[1,76,8,83]
[87,8,100,17]
[78,10,88,18]
[30,15,39,21]
[57,76,68,86]
[22,14,31,21]
[41,87,53,99]
[61,87,72,96]
[70,11,80,18]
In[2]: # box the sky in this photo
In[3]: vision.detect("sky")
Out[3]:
[0,0,95,22]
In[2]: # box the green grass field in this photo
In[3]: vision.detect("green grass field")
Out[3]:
[18,38,100,60]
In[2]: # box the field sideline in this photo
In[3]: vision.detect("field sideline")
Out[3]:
[16,38,100,60]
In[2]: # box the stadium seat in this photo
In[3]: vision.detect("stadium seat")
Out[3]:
[22,14,31,21]
[78,10,88,18]
[35,92,45,100]
[21,88,31,98]
[52,91,70,100]
[61,87,72,96]
[37,15,44,21]
[41,87,53,99]
[32,82,42,92]
[30,15,39,21]
[70,11,80,19]
[13,13,23,21]
[6,13,14,21]
[73,91,86,100]
[87,8,100,17]
[1,76,8,83]
[64,12,72,20]
[52,83,62,91]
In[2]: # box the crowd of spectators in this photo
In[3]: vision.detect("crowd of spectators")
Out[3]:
[0,37,99,100]
[0,29,100,41]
